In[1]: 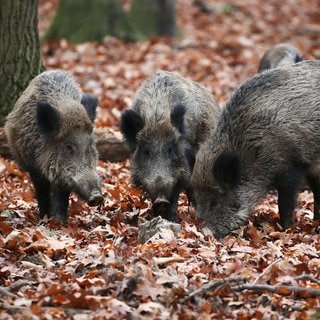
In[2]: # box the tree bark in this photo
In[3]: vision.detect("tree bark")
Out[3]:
[0,127,130,163]
[44,0,177,43]
[0,0,42,126]
[129,0,177,39]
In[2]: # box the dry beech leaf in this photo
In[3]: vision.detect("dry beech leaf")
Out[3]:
[1,1,319,319]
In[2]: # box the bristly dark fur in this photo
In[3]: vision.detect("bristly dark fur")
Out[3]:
[5,70,103,224]
[120,109,145,152]
[120,71,220,221]
[170,103,186,134]
[81,94,99,123]
[258,43,303,72]
[192,60,320,238]
[213,152,240,187]
[36,101,61,137]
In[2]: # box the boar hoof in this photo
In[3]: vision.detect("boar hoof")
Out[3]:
[54,212,68,225]
[87,192,104,206]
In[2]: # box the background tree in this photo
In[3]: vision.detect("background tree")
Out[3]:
[129,0,177,39]
[44,0,177,43]
[43,0,138,43]
[0,0,42,126]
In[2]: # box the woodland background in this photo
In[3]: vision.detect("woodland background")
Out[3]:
[1,0,320,319]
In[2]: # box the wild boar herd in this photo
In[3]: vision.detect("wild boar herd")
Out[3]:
[6,43,320,238]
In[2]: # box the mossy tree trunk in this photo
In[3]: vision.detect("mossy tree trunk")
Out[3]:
[129,0,177,40]
[0,0,42,126]
[44,0,177,43]
[44,0,138,43]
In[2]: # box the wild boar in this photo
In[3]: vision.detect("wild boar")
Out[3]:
[191,60,320,237]
[5,70,103,223]
[258,43,303,72]
[120,71,220,221]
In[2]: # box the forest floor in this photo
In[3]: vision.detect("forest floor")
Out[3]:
[1,0,320,319]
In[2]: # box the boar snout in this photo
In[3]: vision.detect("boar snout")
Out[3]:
[87,190,104,206]
[72,172,102,206]
[153,194,170,215]
[145,175,173,202]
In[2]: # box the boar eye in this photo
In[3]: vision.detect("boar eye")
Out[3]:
[167,143,177,159]
[64,143,76,156]
[210,199,218,207]
[142,148,150,158]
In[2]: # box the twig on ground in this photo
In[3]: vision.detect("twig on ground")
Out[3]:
[183,276,248,301]
[252,258,282,285]
[9,279,33,291]
[294,273,320,285]
[0,286,18,298]
[231,283,320,298]
[183,274,320,301]
[2,305,92,316]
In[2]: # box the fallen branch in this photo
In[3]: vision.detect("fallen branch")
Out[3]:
[9,279,33,291]
[184,275,320,300]
[252,258,282,284]
[183,276,248,301]
[0,286,18,298]
[2,305,92,316]
[0,127,130,163]
[294,273,320,285]
[231,283,320,298]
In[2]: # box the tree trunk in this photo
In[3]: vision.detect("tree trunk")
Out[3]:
[0,0,42,126]
[129,0,177,40]
[44,0,138,43]
[44,0,177,43]
[157,0,177,36]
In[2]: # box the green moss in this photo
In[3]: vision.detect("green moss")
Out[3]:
[44,0,178,44]
[43,0,139,43]
[128,0,178,41]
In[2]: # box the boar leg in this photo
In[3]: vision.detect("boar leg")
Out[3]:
[163,204,178,222]
[277,169,304,228]
[185,185,195,205]
[29,170,51,219]
[306,174,320,220]
[165,187,180,222]
[50,188,70,224]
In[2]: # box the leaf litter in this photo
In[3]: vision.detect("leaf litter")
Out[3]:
[1,0,320,319]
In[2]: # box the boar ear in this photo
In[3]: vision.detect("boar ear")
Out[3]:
[81,94,98,123]
[294,53,303,63]
[170,104,186,134]
[120,109,145,152]
[213,152,240,186]
[185,147,196,172]
[36,101,61,137]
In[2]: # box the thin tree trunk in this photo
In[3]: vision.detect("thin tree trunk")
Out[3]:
[157,0,177,36]
[0,0,42,126]
[129,0,177,40]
